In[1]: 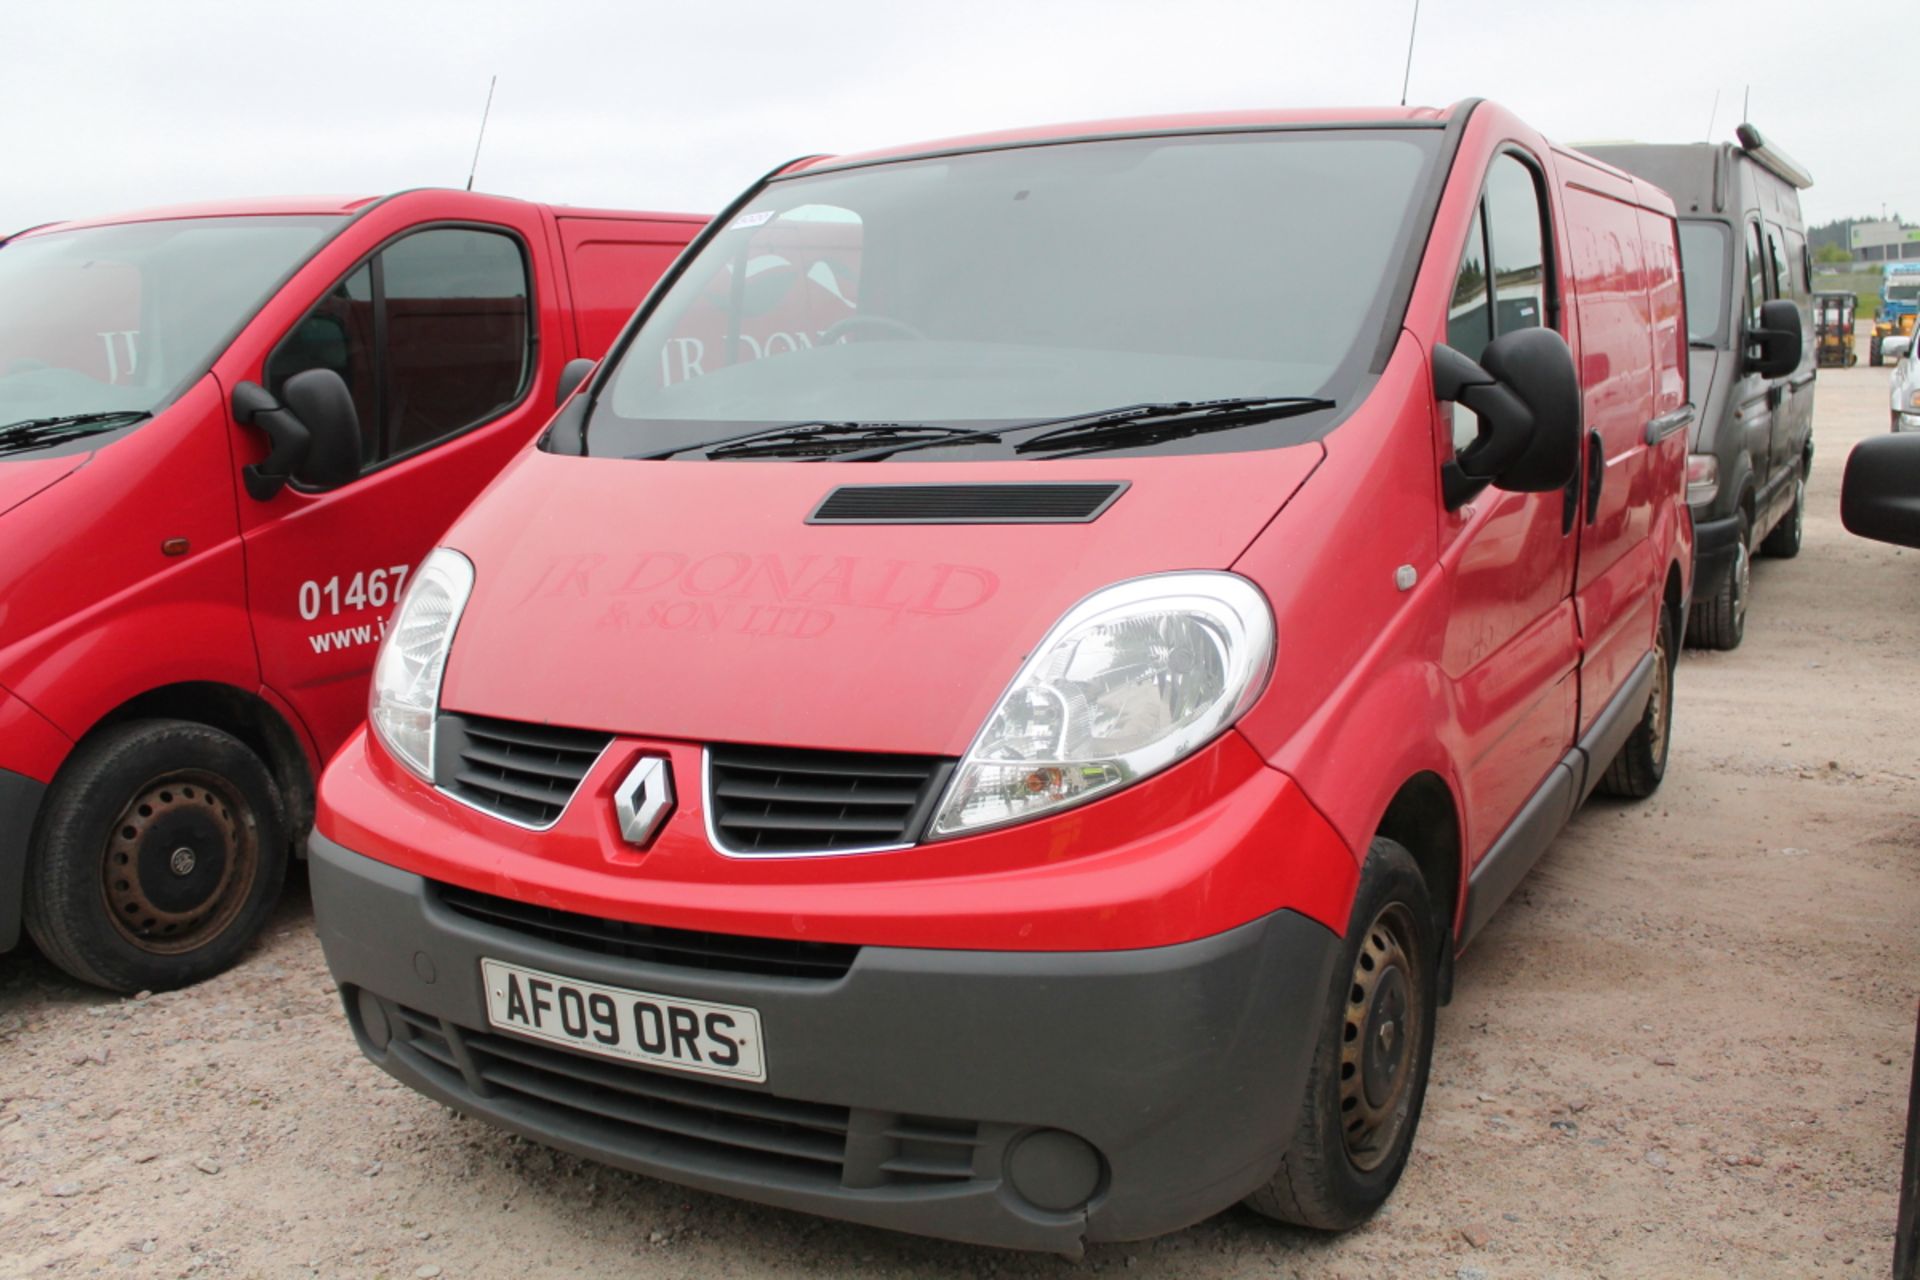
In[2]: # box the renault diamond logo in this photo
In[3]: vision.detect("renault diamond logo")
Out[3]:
[614,757,674,846]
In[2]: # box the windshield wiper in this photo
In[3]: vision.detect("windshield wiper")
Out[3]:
[826,397,1336,463]
[634,421,980,461]
[0,411,150,457]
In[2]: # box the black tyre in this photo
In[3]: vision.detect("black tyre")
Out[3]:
[1871,337,1883,367]
[1598,605,1676,799]
[23,719,286,994]
[1687,510,1749,651]
[1245,838,1438,1231]
[1760,473,1805,559]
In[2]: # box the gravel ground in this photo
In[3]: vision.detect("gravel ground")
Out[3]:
[3,357,1917,1279]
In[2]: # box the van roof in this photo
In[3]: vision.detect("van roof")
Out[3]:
[15,191,708,240]
[798,105,1455,173]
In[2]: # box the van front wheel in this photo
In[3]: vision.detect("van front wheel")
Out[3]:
[1245,838,1437,1231]
[23,720,287,994]
[1687,511,1750,650]
[1598,606,1676,799]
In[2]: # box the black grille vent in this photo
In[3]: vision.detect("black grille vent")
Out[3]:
[434,713,614,828]
[436,883,860,981]
[809,482,1126,524]
[707,745,954,854]
[383,1002,983,1189]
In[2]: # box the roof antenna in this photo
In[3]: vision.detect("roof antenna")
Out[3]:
[1399,0,1421,106]
[1705,88,1720,142]
[1741,83,1750,125]
[465,75,498,192]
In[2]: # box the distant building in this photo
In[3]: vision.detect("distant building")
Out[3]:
[1849,220,1920,262]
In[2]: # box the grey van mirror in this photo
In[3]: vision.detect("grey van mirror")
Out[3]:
[1746,299,1803,380]
[1841,433,1920,549]
[232,369,363,500]
[1434,327,1583,509]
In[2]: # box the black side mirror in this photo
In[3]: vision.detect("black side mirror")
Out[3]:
[232,368,363,500]
[1841,433,1920,549]
[555,357,595,409]
[1434,327,1582,509]
[1746,298,1803,379]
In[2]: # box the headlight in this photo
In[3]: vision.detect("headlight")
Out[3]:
[929,572,1274,838]
[369,548,474,782]
[1686,453,1719,507]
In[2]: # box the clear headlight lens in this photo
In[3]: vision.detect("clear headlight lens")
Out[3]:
[930,572,1274,839]
[369,548,474,782]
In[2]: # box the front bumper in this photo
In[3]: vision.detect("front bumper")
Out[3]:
[1690,508,1743,598]
[311,833,1342,1253]
[0,768,47,953]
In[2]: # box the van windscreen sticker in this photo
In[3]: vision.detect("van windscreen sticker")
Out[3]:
[726,210,776,231]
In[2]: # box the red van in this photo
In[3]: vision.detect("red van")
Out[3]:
[0,191,704,993]
[311,102,1692,1251]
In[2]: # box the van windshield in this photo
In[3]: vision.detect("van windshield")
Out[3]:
[0,216,339,457]
[1678,220,1730,347]
[585,129,1441,461]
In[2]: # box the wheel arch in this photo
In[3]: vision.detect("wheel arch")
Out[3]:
[85,683,316,852]
[1371,770,1463,1005]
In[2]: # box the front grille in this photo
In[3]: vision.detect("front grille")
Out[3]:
[706,745,954,855]
[436,882,860,981]
[434,713,614,828]
[384,1003,982,1189]
[809,481,1127,524]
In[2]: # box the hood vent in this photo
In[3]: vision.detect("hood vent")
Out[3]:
[808,482,1127,524]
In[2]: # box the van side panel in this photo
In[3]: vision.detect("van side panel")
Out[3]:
[555,217,703,359]
[1558,171,1658,731]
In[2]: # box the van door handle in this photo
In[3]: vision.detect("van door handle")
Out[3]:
[1584,431,1604,525]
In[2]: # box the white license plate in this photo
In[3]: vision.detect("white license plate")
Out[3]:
[480,958,766,1083]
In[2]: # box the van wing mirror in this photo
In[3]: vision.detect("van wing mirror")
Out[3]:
[232,369,362,500]
[1746,298,1803,379]
[1434,327,1582,509]
[556,357,596,409]
[1841,433,1920,549]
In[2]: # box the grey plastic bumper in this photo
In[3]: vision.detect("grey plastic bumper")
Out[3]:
[0,768,47,952]
[309,832,1341,1253]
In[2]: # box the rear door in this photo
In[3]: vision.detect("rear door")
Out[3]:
[1559,166,1663,730]
[231,199,575,759]
[1734,217,1777,524]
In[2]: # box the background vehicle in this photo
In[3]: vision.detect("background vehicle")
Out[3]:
[1892,335,1920,432]
[1587,126,1815,650]
[1837,432,1920,1280]
[0,191,704,993]
[310,100,1691,1252]
[1872,261,1920,366]
[1815,290,1857,367]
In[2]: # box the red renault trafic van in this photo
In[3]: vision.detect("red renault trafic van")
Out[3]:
[311,102,1692,1251]
[0,191,703,993]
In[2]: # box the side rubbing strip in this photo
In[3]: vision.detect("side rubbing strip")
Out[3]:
[809,482,1127,524]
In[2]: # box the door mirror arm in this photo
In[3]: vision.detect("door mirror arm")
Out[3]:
[232,381,311,501]
[232,369,363,500]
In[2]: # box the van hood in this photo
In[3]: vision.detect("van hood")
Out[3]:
[0,454,87,520]
[438,446,1322,757]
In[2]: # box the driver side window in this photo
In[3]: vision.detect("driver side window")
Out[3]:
[265,227,532,474]
[1447,153,1555,454]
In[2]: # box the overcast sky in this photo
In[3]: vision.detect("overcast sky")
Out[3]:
[5,0,1908,234]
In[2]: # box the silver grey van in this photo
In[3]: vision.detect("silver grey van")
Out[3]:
[1587,126,1811,649]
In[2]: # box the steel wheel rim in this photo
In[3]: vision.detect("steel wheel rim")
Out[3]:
[101,770,256,955]
[1649,623,1672,768]
[1338,901,1425,1172]
[1731,539,1750,628]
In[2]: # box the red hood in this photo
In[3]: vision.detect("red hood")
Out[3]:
[438,446,1321,756]
[0,454,86,520]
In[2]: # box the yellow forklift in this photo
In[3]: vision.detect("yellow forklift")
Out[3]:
[1815,290,1857,367]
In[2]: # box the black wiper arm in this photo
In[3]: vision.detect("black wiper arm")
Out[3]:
[0,411,150,456]
[1012,397,1335,457]
[708,423,984,460]
[633,421,970,461]
[826,397,1332,464]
